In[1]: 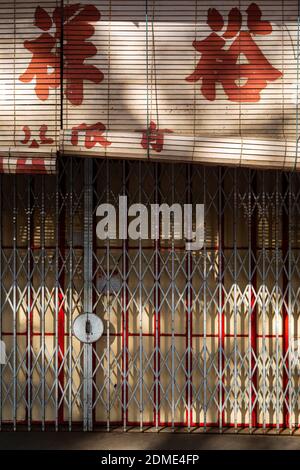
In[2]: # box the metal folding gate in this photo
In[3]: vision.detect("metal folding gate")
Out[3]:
[1,157,300,432]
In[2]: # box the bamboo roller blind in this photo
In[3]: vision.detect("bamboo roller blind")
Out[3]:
[0,0,299,173]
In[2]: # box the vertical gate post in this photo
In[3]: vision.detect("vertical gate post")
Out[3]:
[57,166,66,428]
[83,159,94,431]
[218,167,225,431]
[250,171,258,430]
[282,173,290,430]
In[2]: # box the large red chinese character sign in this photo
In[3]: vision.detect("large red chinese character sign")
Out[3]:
[186,3,282,102]
[19,4,103,106]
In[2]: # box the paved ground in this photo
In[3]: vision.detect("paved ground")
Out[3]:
[0,430,300,450]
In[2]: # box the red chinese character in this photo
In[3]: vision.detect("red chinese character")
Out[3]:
[19,4,103,106]
[186,3,282,102]
[21,125,54,148]
[138,120,173,153]
[71,122,111,149]
[15,158,48,174]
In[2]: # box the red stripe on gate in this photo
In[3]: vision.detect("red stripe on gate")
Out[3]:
[57,172,65,425]
[282,174,289,428]
[58,291,65,423]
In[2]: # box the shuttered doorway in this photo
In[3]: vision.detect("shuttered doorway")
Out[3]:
[0,157,300,432]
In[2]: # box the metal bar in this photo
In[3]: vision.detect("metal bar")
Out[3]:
[203,166,208,431]
[0,244,289,252]
[68,157,73,430]
[26,176,33,430]
[275,171,280,432]
[92,160,97,427]
[83,158,94,431]
[233,168,238,431]
[105,159,111,432]
[262,172,267,432]
[55,165,59,430]
[282,172,290,429]
[218,167,225,432]
[249,171,258,431]
[122,160,129,431]
[12,176,17,431]
[139,160,143,431]
[58,165,66,426]
[171,163,175,431]
[154,162,161,430]
[185,164,193,430]
[287,172,292,433]
[41,175,46,431]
